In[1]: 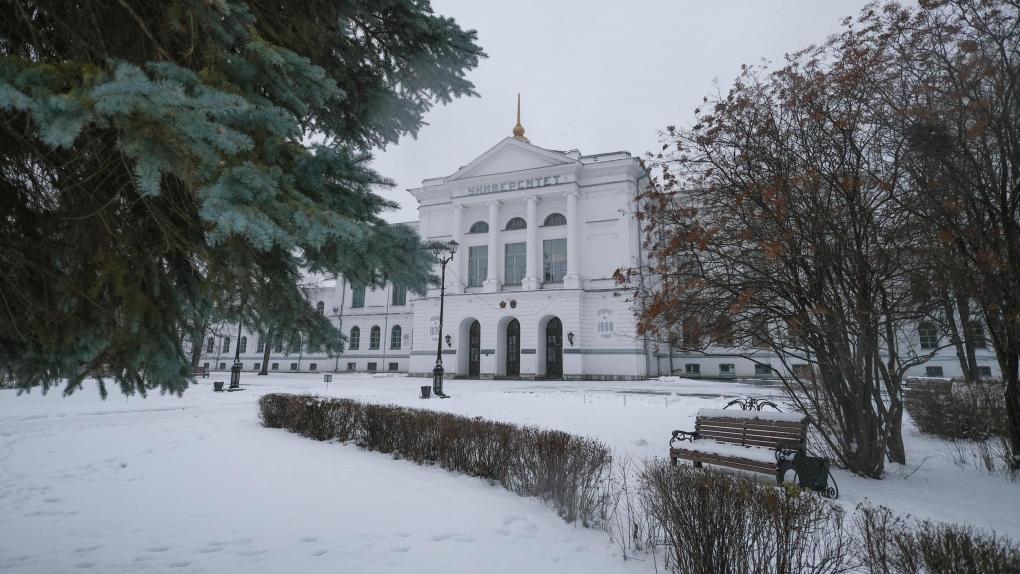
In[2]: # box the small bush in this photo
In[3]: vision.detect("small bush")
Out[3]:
[640,461,853,574]
[257,393,614,527]
[855,504,1020,574]
[906,382,1006,441]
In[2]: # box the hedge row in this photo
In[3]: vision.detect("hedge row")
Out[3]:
[257,393,612,526]
[641,462,1020,574]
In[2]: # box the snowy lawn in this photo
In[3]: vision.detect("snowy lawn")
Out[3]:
[1,373,1018,573]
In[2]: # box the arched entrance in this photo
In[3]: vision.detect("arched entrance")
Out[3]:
[506,318,521,377]
[545,317,563,378]
[469,320,481,377]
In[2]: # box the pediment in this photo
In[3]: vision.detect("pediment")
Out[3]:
[446,138,577,182]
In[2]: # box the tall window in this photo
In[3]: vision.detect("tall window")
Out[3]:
[543,238,567,283]
[206,337,215,353]
[273,338,283,353]
[468,245,487,288]
[504,217,527,230]
[239,336,247,353]
[349,327,360,350]
[504,242,526,285]
[370,326,381,350]
[392,285,407,306]
[351,285,365,308]
[469,221,489,234]
[919,322,939,350]
[256,337,265,353]
[391,325,402,349]
[288,334,301,354]
[543,213,566,226]
[316,301,325,315]
[221,337,231,353]
[966,321,987,349]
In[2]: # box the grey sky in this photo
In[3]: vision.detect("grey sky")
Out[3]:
[371,0,876,223]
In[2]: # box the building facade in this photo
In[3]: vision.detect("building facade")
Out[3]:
[194,123,1001,381]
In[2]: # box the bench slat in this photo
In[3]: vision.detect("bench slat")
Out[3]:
[671,449,777,474]
[697,418,807,431]
[695,426,805,441]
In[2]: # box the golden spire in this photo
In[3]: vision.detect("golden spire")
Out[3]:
[512,93,529,142]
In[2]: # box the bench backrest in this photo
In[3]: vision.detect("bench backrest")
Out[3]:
[695,413,807,451]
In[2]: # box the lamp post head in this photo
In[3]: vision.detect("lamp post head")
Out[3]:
[567,332,575,346]
[446,239,459,257]
[445,334,452,348]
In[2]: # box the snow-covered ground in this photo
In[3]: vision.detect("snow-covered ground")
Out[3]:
[1,373,1017,573]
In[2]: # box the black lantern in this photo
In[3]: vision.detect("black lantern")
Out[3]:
[430,239,458,398]
[567,332,575,346]
[445,334,452,348]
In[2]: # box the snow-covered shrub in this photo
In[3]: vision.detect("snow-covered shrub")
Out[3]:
[855,504,1020,573]
[906,382,1006,441]
[640,462,853,574]
[257,394,614,528]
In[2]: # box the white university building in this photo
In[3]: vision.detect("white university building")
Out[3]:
[195,117,1001,382]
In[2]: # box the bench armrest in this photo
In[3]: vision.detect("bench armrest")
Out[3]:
[670,429,698,447]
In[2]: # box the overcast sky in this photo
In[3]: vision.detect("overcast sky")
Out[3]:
[370,0,877,223]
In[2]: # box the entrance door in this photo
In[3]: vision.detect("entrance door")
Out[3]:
[506,319,520,377]
[469,320,481,377]
[546,317,563,378]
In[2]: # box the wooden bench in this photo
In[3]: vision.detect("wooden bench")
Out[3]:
[191,366,209,378]
[669,408,809,484]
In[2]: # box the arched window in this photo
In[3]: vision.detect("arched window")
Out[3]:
[351,285,366,308]
[316,301,325,315]
[288,334,301,354]
[221,337,231,353]
[390,325,402,350]
[966,321,987,349]
[206,337,215,353]
[504,217,527,231]
[370,326,381,350]
[273,337,283,353]
[239,336,247,353]
[349,327,360,350]
[543,213,567,226]
[256,337,265,353]
[469,221,489,234]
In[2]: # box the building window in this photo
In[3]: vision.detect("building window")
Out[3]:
[388,362,399,372]
[504,217,527,231]
[390,325,402,350]
[272,362,279,370]
[719,363,735,375]
[203,362,209,369]
[256,337,265,353]
[504,242,526,285]
[221,337,230,354]
[925,365,944,377]
[253,363,260,371]
[543,213,567,226]
[219,362,226,370]
[349,327,360,350]
[367,362,377,372]
[543,238,567,283]
[351,285,366,308]
[316,301,325,315]
[919,322,939,350]
[346,362,356,371]
[309,363,317,371]
[206,337,215,353]
[468,245,488,287]
[369,326,380,350]
[288,334,301,354]
[966,321,987,349]
[239,336,247,353]
[685,363,701,375]
[754,364,774,376]
[792,364,814,378]
[392,285,407,306]
[978,365,993,378]
[290,363,298,371]
[469,221,489,234]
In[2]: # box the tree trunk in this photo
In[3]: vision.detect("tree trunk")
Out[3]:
[942,293,973,384]
[886,400,906,465]
[259,330,272,376]
[1004,351,1020,471]
[190,323,208,370]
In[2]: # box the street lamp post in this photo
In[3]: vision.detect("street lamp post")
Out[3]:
[431,240,458,399]
[229,318,243,390]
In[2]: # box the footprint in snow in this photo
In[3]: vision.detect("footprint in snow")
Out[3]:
[144,546,170,553]
[311,549,328,557]
[300,536,318,543]
[390,546,410,553]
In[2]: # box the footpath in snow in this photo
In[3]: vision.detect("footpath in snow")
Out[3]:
[1,373,1018,573]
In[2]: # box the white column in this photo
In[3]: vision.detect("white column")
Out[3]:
[522,195,540,290]
[483,200,501,293]
[451,204,465,294]
[564,189,581,288]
